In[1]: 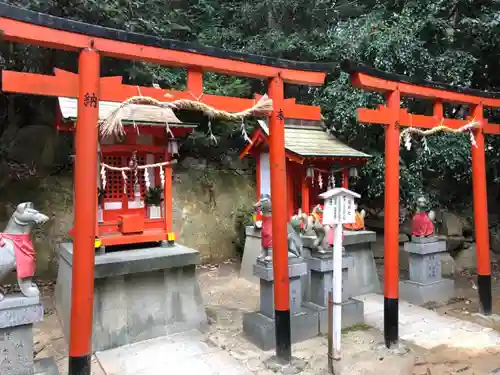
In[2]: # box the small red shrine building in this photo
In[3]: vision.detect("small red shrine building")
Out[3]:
[240,119,371,216]
[57,96,197,248]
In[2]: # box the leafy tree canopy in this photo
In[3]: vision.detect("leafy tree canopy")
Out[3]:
[3,0,500,212]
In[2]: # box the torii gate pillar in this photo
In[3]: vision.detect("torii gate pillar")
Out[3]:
[383,89,401,347]
[471,104,492,314]
[69,48,100,375]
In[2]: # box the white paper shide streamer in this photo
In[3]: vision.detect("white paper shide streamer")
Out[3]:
[100,158,176,195]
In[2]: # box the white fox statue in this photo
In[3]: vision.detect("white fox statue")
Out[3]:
[0,202,49,301]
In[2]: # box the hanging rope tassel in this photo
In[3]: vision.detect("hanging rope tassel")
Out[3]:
[159,166,165,187]
[144,168,150,191]
[121,171,128,194]
[469,131,478,148]
[100,165,107,190]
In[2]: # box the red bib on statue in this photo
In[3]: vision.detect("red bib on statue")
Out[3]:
[0,233,35,278]
[261,216,273,248]
[411,212,434,237]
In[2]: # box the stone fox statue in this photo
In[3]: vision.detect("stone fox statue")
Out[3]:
[253,194,303,261]
[300,205,330,252]
[0,202,49,301]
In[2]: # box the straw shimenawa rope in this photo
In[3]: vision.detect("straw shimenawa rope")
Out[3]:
[100,94,273,138]
[400,119,481,150]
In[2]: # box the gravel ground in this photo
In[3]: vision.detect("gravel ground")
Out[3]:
[6,258,500,374]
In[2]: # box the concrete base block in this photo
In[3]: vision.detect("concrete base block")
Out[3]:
[255,261,308,318]
[405,238,446,254]
[305,298,364,334]
[240,226,262,283]
[242,307,319,351]
[0,295,44,375]
[34,357,60,375]
[342,231,381,296]
[55,242,207,352]
[400,278,455,305]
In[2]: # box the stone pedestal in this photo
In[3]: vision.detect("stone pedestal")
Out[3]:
[304,251,364,334]
[343,230,380,296]
[55,242,207,352]
[254,259,306,318]
[242,258,319,350]
[0,296,42,375]
[301,230,379,300]
[240,226,262,283]
[400,237,455,305]
[0,295,58,375]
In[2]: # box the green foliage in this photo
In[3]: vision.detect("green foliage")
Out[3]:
[145,186,163,206]
[233,204,254,258]
[4,0,500,214]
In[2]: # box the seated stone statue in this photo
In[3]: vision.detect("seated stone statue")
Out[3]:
[344,202,366,231]
[288,214,303,258]
[0,202,49,301]
[411,195,436,237]
[300,205,331,252]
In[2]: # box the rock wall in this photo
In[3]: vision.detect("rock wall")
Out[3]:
[0,122,256,280]
[0,163,255,279]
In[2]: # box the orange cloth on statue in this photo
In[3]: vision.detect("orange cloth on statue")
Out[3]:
[310,204,324,224]
[411,211,434,237]
[344,212,365,231]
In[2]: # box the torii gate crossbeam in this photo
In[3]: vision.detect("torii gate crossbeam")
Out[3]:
[0,3,329,374]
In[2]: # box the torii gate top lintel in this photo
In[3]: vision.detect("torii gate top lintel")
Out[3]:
[0,2,329,85]
[341,59,500,134]
[341,59,500,103]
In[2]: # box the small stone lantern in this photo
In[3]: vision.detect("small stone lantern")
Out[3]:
[318,187,361,366]
[319,187,360,226]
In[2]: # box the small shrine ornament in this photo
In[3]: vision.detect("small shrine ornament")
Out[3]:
[328,172,335,189]
[99,150,175,195]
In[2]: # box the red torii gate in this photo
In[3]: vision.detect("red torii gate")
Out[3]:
[341,60,496,348]
[0,3,329,373]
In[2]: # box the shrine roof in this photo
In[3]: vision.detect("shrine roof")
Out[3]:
[58,97,195,127]
[255,120,371,159]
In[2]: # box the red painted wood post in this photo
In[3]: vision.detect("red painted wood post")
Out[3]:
[342,168,349,189]
[471,103,492,314]
[301,166,310,213]
[256,153,261,200]
[164,151,173,239]
[286,161,295,217]
[268,75,291,361]
[69,48,100,375]
[383,89,400,348]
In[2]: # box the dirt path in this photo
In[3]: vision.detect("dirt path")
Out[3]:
[199,261,500,375]
[26,260,500,374]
